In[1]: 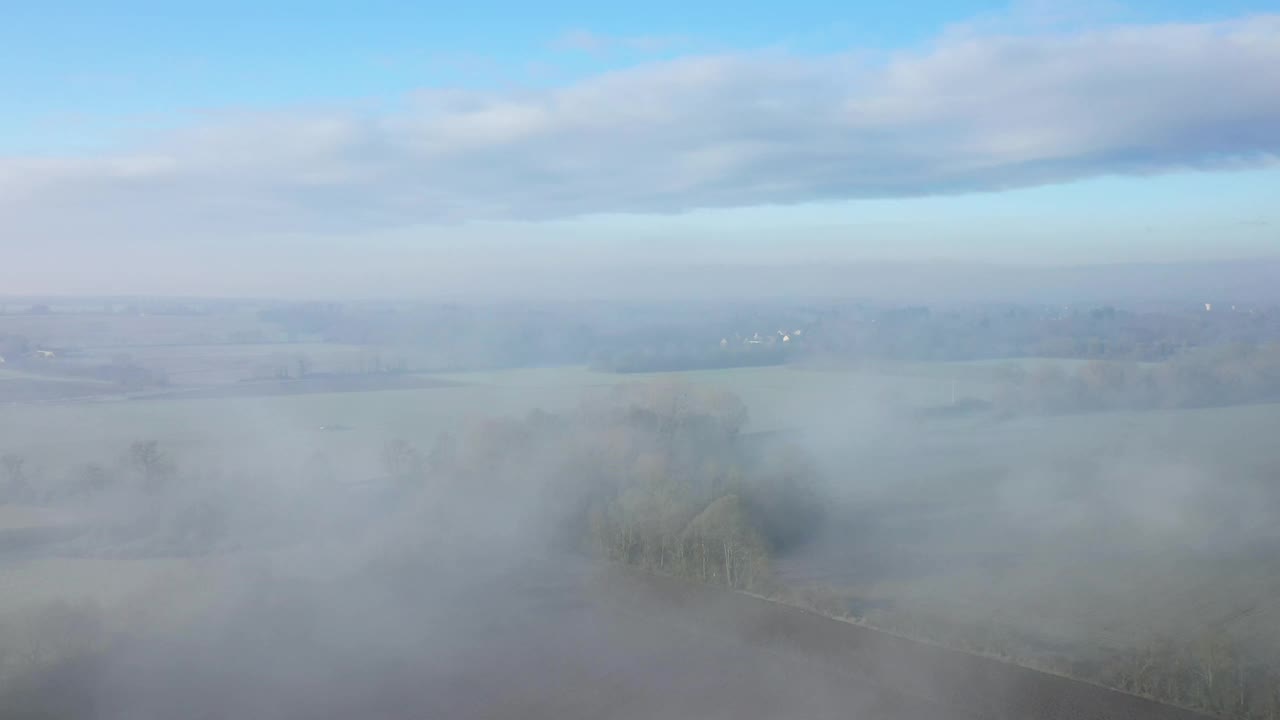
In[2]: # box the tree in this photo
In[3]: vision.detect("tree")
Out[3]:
[427,432,457,474]
[128,441,173,493]
[294,353,312,379]
[685,494,769,590]
[69,463,111,496]
[381,439,425,487]
[1,453,32,500]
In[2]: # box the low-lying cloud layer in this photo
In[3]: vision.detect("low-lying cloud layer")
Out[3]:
[4,15,1279,239]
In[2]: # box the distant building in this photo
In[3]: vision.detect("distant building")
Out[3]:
[33,350,55,359]
[1204,303,1213,312]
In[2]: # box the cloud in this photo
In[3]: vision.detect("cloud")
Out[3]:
[3,15,1279,242]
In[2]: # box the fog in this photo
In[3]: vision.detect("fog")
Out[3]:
[1,290,1279,719]
[0,374,965,719]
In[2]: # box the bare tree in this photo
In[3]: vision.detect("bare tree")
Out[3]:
[1,453,31,500]
[2,453,26,483]
[128,441,173,493]
[382,439,425,487]
[294,353,312,379]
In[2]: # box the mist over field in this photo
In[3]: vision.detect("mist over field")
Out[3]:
[1,287,1279,719]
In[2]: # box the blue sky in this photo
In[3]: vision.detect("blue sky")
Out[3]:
[2,0,1278,295]
[4,0,1271,145]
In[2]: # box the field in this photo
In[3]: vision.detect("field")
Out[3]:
[0,363,987,478]
[773,394,1280,665]
[0,308,284,348]
[0,550,1215,719]
[2,356,1279,710]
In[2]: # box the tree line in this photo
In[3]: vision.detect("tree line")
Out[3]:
[994,343,1280,414]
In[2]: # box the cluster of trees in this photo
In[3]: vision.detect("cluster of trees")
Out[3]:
[413,383,824,591]
[1097,632,1280,719]
[995,343,1280,413]
[1,441,237,561]
[595,490,772,590]
[575,386,824,589]
[864,604,1280,720]
[1,441,176,505]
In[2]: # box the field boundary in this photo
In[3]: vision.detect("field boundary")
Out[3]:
[608,564,1215,720]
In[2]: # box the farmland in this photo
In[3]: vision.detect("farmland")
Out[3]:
[0,362,985,478]
[4,361,1278,624]
[780,399,1280,659]
[2,345,1279,716]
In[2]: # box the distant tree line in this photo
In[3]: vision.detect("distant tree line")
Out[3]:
[994,343,1280,413]
[803,303,1280,364]
[0,335,167,393]
[589,346,790,373]
[252,300,1280,373]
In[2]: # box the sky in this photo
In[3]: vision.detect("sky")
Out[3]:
[2,0,1278,297]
